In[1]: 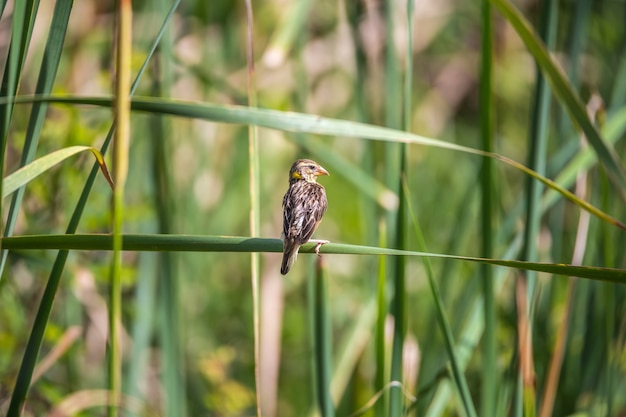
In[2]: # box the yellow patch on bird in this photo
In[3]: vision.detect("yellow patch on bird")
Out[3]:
[291,172,302,179]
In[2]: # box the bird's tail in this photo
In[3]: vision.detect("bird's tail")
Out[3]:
[280,244,300,275]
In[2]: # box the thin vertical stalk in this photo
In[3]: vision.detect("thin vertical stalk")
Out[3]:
[109,0,132,415]
[549,0,591,303]
[388,164,407,417]
[515,277,534,417]
[244,0,262,415]
[521,0,556,297]
[390,0,414,414]
[403,180,478,417]
[383,0,402,252]
[610,8,626,108]
[539,154,590,417]
[479,0,496,414]
[0,0,38,265]
[313,257,334,417]
[374,221,388,417]
[1,0,71,275]
[403,0,414,133]
[385,0,403,414]
[149,1,185,416]
[383,0,401,131]
[126,250,157,414]
[599,167,618,417]
[517,0,557,415]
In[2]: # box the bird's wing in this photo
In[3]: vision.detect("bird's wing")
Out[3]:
[282,183,327,245]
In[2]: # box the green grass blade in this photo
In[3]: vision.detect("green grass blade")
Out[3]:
[543,106,626,210]
[404,180,478,417]
[313,259,335,417]
[5,249,70,417]
[479,0,496,413]
[1,0,73,276]
[389,0,415,410]
[148,1,185,416]
[490,0,626,190]
[611,41,626,108]
[329,298,377,411]
[404,0,414,135]
[388,162,407,417]
[0,0,38,249]
[4,234,624,283]
[24,95,626,231]
[425,240,521,417]
[125,250,158,413]
[522,0,557,300]
[383,0,401,134]
[517,0,557,414]
[0,0,36,138]
[375,224,388,417]
[2,146,112,198]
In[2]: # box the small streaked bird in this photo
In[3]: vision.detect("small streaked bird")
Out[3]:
[281,159,329,275]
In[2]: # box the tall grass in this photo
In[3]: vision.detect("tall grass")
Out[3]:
[1,1,625,416]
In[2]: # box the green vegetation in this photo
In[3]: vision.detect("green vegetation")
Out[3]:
[1,0,625,416]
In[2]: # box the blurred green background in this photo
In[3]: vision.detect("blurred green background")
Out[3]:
[1,0,626,416]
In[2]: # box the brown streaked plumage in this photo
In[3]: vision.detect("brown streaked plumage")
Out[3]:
[281,159,329,275]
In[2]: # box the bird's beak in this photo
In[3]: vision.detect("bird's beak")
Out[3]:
[315,165,330,176]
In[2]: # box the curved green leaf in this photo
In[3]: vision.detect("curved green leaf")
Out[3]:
[13,95,626,231]
[3,146,114,198]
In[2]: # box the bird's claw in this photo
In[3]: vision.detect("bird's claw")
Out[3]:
[311,239,330,257]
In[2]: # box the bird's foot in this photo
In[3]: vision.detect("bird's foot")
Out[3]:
[309,239,330,256]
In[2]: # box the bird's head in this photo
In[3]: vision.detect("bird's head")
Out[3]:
[289,159,329,184]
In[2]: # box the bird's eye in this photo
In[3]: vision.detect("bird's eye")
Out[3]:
[308,165,316,170]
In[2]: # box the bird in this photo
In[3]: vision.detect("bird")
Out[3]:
[281,159,329,275]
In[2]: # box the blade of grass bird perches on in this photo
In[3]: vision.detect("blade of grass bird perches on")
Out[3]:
[3,235,626,283]
[15,95,626,231]
[2,146,114,198]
